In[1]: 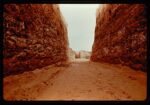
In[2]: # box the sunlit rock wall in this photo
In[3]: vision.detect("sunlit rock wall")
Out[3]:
[68,48,76,61]
[3,4,69,76]
[91,4,147,71]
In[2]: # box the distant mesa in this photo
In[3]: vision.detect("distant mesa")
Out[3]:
[68,48,91,61]
[78,50,91,59]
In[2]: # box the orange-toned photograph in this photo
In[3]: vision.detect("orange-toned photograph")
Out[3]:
[3,4,147,101]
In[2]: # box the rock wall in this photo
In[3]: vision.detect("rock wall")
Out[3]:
[91,4,147,71]
[3,4,69,76]
[68,48,76,61]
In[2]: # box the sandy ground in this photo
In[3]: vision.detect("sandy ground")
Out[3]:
[3,59,147,101]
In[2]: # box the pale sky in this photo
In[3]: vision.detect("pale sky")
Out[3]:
[59,4,100,52]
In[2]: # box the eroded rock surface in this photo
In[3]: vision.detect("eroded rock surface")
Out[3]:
[91,4,147,71]
[3,4,69,76]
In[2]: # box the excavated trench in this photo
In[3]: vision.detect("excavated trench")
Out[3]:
[3,4,147,100]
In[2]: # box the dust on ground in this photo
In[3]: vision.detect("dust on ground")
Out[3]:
[3,59,147,100]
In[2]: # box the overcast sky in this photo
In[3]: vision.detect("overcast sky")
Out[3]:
[59,4,100,51]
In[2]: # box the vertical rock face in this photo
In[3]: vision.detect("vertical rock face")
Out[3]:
[68,48,76,61]
[91,4,147,71]
[3,4,69,76]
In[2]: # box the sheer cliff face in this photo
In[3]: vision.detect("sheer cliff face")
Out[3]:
[68,48,76,61]
[3,4,69,75]
[91,4,147,71]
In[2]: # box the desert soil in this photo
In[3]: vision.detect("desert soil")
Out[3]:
[3,59,147,101]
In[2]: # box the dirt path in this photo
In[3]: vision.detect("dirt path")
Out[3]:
[3,59,147,100]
